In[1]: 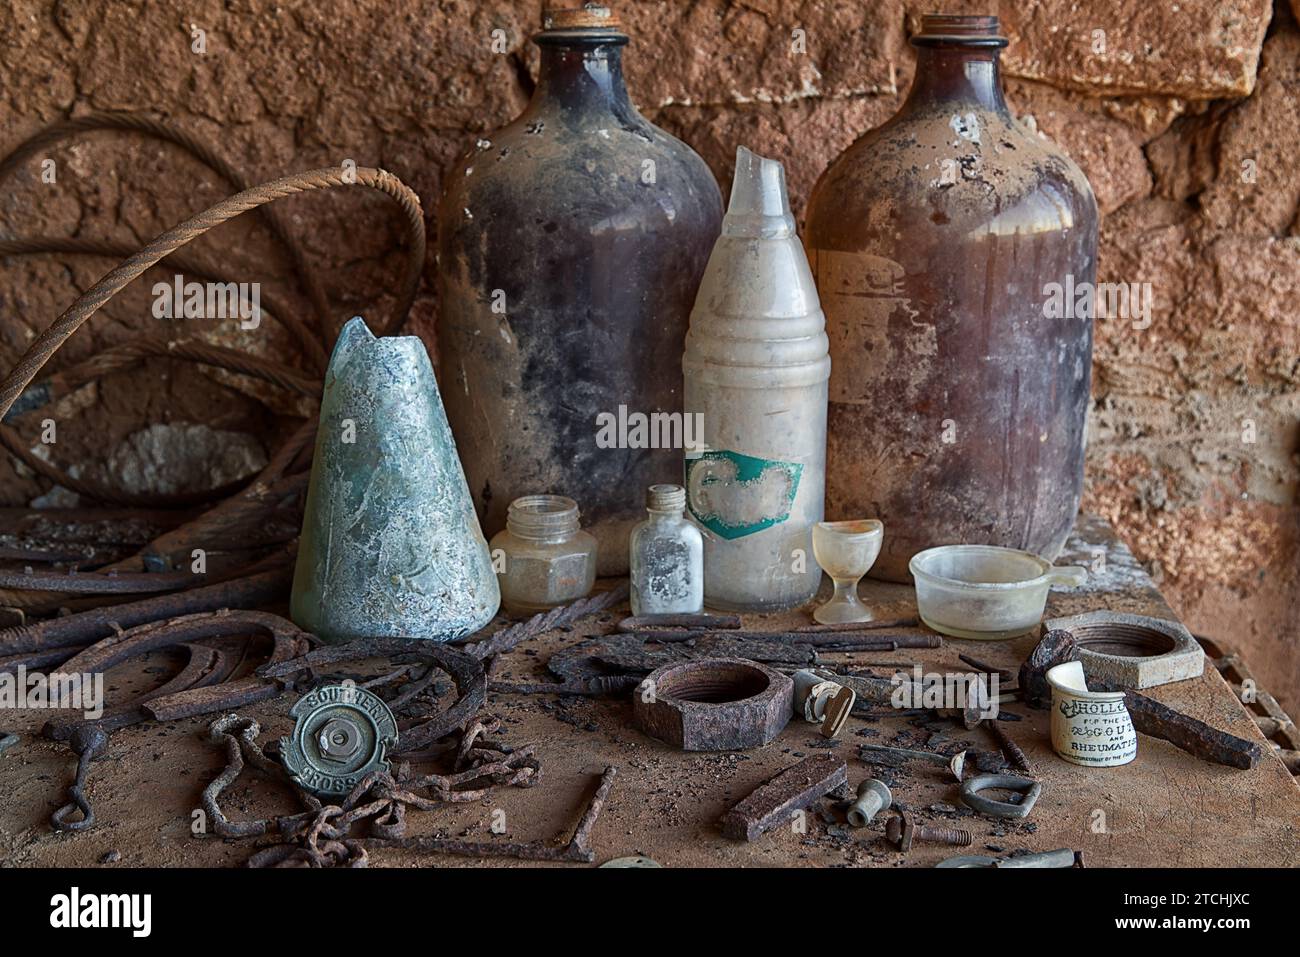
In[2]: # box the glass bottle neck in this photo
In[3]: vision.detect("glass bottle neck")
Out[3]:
[904,47,1009,115]
[531,41,633,115]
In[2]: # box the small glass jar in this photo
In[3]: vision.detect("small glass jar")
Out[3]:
[629,484,704,616]
[490,495,598,616]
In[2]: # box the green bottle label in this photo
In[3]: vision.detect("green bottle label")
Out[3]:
[685,449,802,540]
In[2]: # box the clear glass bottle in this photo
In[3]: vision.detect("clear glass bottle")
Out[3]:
[490,495,597,616]
[629,484,704,616]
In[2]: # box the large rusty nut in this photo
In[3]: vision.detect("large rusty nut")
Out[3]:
[632,658,793,751]
[1044,610,1204,690]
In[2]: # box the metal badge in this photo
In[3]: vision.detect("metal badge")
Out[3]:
[280,683,398,797]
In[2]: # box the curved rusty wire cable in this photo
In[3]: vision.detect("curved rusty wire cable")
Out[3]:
[0,235,323,376]
[0,112,336,365]
[0,165,424,424]
[14,332,321,404]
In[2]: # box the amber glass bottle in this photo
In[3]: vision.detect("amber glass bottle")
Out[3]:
[804,14,1098,582]
[436,4,723,575]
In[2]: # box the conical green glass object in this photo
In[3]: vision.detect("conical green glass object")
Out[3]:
[291,317,500,643]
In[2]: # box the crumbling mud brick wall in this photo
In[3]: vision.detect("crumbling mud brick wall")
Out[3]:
[1,1,1296,709]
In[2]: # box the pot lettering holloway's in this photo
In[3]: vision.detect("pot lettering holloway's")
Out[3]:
[436,4,722,575]
[804,14,1098,581]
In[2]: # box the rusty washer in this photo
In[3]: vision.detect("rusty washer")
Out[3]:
[632,657,793,751]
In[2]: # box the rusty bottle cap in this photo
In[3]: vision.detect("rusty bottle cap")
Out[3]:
[542,3,624,32]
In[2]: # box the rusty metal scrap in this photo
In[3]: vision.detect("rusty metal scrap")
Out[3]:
[634,658,794,752]
[1118,687,1263,769]
[617,613,740,631]
[201,712,561,867]
[799,632,940,649]
[146,674,297,722]
[720,753,848,841]
[626,628,940,650]
[887,811,972,850]
[50,724,108,832]
[58,609,310,696]
[43,640,228,740]
[959,653,1013,680]
[489,675,642,697]
[0,565,202,594]
[984,717,1031,773]
[202,715,287,838]
[356,766,618,865]
[692,635,817,666]
[0,565,292,658]
[813,666,986,729]
[1020,629,1079,709]
[792,617,921,633]
[0,645,90,675]
[860,743,967,781]
[548,634,690,682]
[259,637,486,754]
[540,633,816,696]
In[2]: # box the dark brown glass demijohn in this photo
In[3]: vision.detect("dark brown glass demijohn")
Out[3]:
[436,4,723,575]
[804,14,1099,581]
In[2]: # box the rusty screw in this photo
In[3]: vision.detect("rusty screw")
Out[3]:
[885,811,972,851]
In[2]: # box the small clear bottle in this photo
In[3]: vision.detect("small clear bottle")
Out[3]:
[491,495,597,616]
[629,484,704,616]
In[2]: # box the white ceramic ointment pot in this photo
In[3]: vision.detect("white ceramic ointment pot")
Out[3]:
[1045,661,1137,768]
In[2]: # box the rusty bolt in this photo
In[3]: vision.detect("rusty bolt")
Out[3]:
[886,811,973,851]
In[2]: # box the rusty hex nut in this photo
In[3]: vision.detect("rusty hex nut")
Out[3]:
[632,658,794,751]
